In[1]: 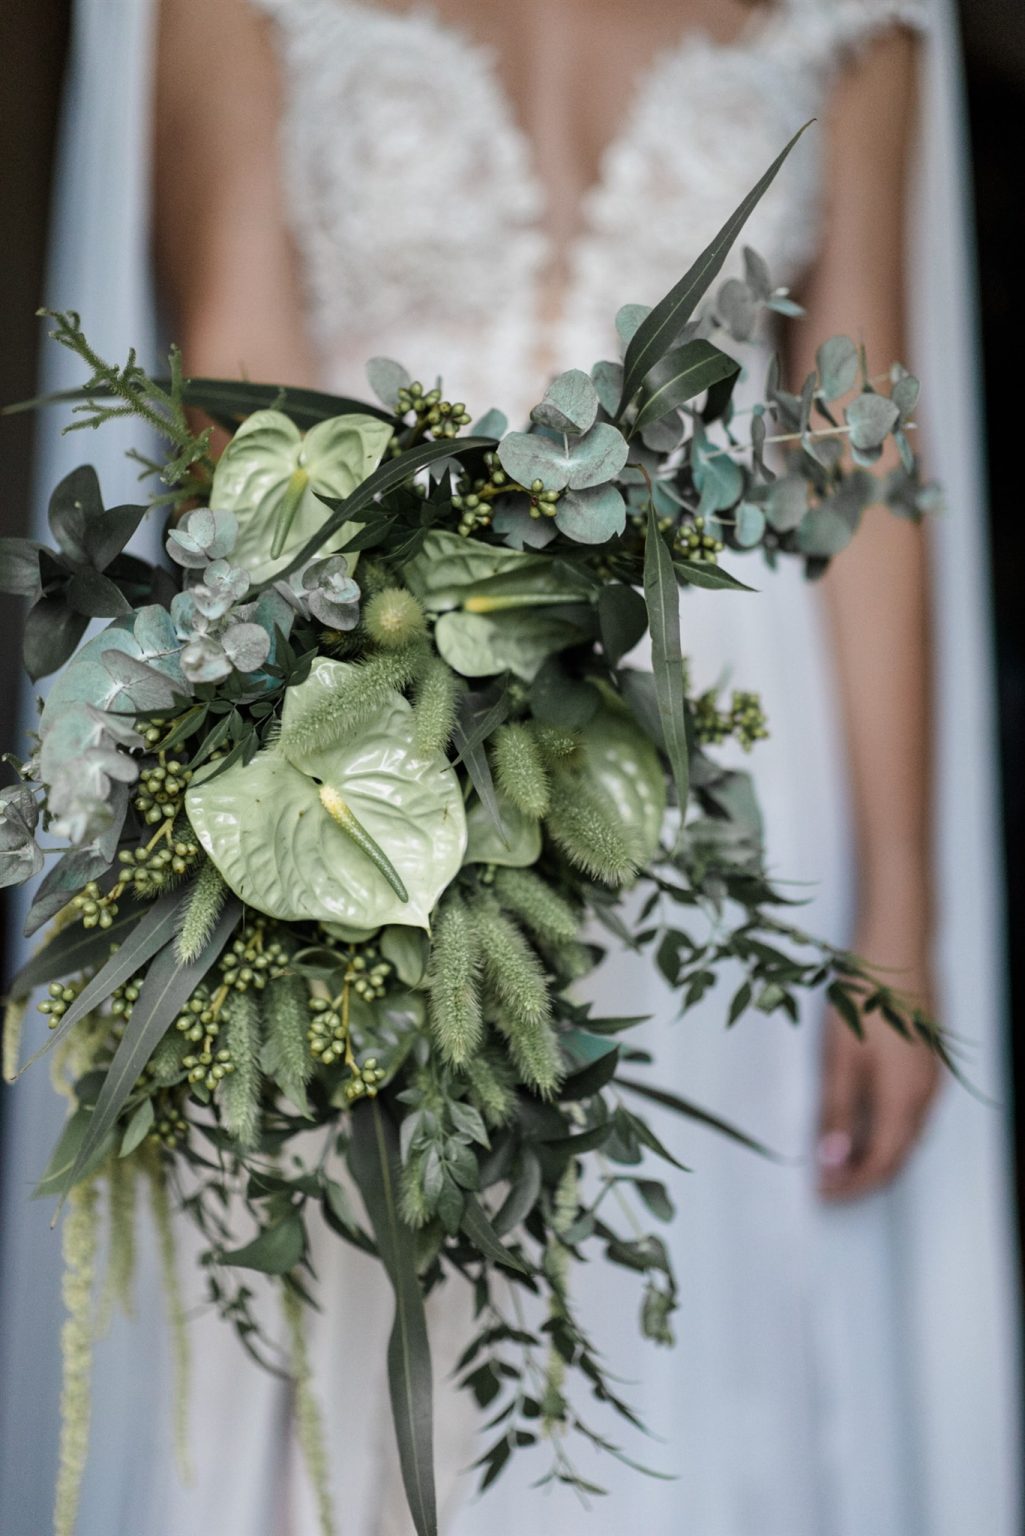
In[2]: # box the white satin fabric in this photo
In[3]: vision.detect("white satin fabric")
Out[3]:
[0,2,1019,1534]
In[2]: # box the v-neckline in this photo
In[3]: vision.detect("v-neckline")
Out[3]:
[331,0,788,267]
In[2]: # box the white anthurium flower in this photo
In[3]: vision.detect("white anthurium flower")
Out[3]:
[209,410,393,584]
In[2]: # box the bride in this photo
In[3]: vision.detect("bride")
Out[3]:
[0,0,1019,1532]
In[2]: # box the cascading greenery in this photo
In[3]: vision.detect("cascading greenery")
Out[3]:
[0,130,948,1536]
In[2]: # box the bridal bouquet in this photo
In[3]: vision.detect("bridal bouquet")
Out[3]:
[1,132,943,1536]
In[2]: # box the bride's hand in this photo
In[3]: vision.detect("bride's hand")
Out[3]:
[816,919,942,1202]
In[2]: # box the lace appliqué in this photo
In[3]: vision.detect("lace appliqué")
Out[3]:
[253,0,929,418]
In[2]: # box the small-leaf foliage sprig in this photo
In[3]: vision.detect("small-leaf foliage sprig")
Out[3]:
[0,128,947,1536]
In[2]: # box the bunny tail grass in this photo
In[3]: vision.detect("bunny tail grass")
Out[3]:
[492,866,580,945]
[427,895,483,1066]
[175,859,228,964]
[470,897,563,1096]
[221,989,263,1149]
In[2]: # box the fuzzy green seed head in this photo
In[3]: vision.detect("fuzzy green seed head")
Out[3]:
[364,587,426,650]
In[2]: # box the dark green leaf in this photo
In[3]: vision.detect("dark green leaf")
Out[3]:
[643,505,689,819]
[47,465,102,565]
[632,340,740,433]
[633,1178,675,1221]
[559,1045,620,1101]
[618,1077,784,1160]
[23,595,88,681]
[119,1097,155,1156]
[66,567,132,618]
[9,898,146,995]
[181,377,393,430]
[0,538,44,597]
[33,1106,116,1199]
[617,125,811,413]
[674,560,755,593]
[349,1100,438,1536]
[597,584,648,666]
[452,692,508,847]
[460,1195,530,1274]
[222,1212,306,1273]
[492,1149,542,1236]
[58,900,241,1201]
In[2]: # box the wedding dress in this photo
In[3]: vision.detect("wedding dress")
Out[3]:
[1,2,1020,1534]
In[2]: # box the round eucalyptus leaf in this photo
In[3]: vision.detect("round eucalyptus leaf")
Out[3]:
[221,622,271,673]
[796,505,855,558]
[497,422,628,494]
[491,502,557,551]
[435,609,586,682]
[471,407,509,439]
[38,606,187,735]
[765,477,807,533]
[615,304,651,348]
[845,392,899,452]
[734,502,766,548]
[463,796,541,868]
[717,278,757,342]
[365,356,410,410]
[578,704,666,867]
[815,335,859,401]
[554,484,626,544]
[210,409,393,583]
[187,661,466,929]
[530,370,600,436]
[591,359,624,416]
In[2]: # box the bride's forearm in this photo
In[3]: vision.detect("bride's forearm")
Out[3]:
[787,26,934,939]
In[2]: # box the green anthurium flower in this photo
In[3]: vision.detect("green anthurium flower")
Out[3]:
[210,410,394,584]
[463,795,542,868]
[186,661,466,929]
[577,702,667,867]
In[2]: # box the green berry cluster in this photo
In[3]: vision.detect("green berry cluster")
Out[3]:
[693,688,769,751]
[37,978,83,1030]
[451,449,506,535]
[134,758,193,827]
[110,977,143,1019]
[150,1098,188,1149]
[116,831,201,898]
[396,381,471,440]
[341,1056,387,1103]
[72,881,119,930]
[730,690,769,750]
[218,923,288,993]
[175,990,234,1093]
[675,516,724,563]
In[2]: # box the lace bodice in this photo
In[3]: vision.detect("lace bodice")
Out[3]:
[255,0,928,421]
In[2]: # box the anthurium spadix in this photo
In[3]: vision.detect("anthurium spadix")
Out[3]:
[186,660,466,928]
[209,410,394,584]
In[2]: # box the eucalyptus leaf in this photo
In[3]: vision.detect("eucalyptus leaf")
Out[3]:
[497,421,629,493]
[734,502,766,548]
[845,392,899,453]
[554,483,626,544]
[530,369,599,435]
[0,538,44,597]
[816,335,859,401]
[366,357,412,411]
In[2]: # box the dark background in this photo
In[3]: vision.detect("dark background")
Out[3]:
[2,0,1024,1475]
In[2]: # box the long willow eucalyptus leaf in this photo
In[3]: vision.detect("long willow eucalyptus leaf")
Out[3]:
[349,1099,438,1536]
[617,122,811,415]
[642,503,690,826]
[58,899,241,1203]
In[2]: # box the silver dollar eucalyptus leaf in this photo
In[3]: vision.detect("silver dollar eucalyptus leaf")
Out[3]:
[220,622,272,674]
[191,560,251,621]
[366,357,411,411]
[0,784,43,888]
[530,370,600,436]
[497,421,629,494]
[554,484,627,545]
[845,391,900,452]
[166,506,239,568]
[815,335,859,402]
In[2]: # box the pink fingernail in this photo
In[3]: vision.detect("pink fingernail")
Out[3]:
[817,1131,852,1170]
